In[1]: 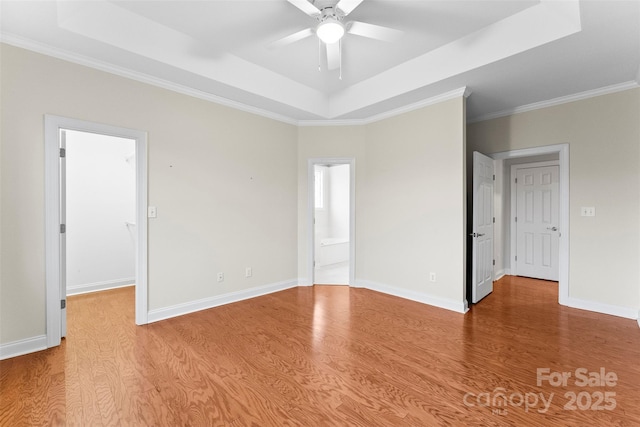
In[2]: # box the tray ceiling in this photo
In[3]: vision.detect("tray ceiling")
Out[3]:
[1,1,639,123]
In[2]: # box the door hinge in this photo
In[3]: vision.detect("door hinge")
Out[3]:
[515,255,518,261]
[493,259,495,266]
[61,299,66,309]
[493,217,495,223]
[515,216,517,223]
[515,178,517,183]
[60,224,66,233]
[493,174,495,181]
[60,148,66,158]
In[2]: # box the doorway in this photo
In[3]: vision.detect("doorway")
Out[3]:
[492,144,568,305]
[45,115,148,349]
[63,130,137,329]
[308,158,355,286]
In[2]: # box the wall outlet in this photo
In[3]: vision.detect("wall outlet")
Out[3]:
[429,272,436,282]
[147,206,157,218]
[217,272,224,283]
[245,267,252,278]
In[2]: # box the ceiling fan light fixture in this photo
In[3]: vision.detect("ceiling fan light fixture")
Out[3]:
[316,18,345,44]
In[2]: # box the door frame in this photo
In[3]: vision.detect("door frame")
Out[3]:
[307,158,356,286]
[44,115,148,349]
[510,160,560,280]
[492,143,569,305]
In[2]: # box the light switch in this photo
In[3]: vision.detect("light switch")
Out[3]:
[580,207,595,217]
[148,206,157,218]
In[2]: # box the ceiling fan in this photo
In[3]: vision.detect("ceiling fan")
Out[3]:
[271,0,403,77]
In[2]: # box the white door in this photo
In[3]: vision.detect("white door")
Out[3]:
[515,166,559,280]
[472,152,494,303]
[59,130,67,338]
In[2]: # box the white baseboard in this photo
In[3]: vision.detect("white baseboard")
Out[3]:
[354,279,468,314]
[66,277,135,296]
[147,279,299,323]
[0,335,47,360]
[564,297,638,320]
[494,269,506,281]
[297,278,313,287]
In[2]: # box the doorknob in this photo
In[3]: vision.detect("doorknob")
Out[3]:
[547,226,558,231]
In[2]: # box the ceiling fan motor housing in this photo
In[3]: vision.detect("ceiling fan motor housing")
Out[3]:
[316,7,345,44]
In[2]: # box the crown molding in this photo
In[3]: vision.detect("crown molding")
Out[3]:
[0,33,299,126]
[469,80,640,124]
[0,34,471,127]
[297,87,471,127]
[4,32,636,129]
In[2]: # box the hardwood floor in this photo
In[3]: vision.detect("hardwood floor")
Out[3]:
[2,276,640,426]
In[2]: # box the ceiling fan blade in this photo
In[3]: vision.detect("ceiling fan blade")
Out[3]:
[335,0,364,16]
[347,21,403,42]
[326,42,340,70]
[287,0,321,17]
[269,28,314,49]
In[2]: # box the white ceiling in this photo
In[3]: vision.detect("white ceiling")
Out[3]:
[1,0,639,124]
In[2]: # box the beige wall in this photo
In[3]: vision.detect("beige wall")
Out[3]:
[5,39,636,352]
[298,98,467,307]
[361,99,466,303]
[0,44,298,344]
[468,88,640,310]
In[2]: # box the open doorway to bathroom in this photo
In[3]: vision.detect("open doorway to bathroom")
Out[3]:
[311,161,353,285]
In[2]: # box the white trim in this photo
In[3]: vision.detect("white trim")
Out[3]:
[45,115,148,351]
[147,279,298,323]
[565,297,638,320]
[1,34,298,126]
[469,81,640,123]
[134,132,149,326]
[4,32,637,128]
[494,269,506,281]
[354,280,469,314]
[298,87,471,127]
[509,160,560,279]
[491,144,569,306]
[297,278,314,287]
[66,278,135,296]
[44,118,62,348]
[0,335,47,360]
[2,34,469,127]
[307,158,356,287]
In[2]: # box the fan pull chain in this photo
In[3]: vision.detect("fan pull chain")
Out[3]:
[318,38,321,72]
[339,39,343,80]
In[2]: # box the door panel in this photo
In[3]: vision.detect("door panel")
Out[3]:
[472,152,494,303]
[516,165,559,281]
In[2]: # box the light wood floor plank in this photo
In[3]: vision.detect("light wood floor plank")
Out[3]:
[2,276,640,426]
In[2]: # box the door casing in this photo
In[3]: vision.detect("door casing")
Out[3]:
[44,115,148,349]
